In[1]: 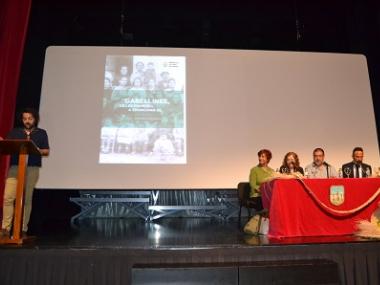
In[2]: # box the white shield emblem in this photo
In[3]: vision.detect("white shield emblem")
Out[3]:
[330,185,345,206]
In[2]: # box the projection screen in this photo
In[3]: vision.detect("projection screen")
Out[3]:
[37,46,379,189]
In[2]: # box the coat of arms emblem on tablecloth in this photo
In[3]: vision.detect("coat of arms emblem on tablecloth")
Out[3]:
[330,185,345,206]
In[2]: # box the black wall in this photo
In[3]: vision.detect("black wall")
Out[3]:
[17,0,380,143]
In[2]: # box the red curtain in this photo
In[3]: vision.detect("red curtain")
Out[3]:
[0,0,32,212]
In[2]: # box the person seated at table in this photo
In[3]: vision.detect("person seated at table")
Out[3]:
[249,149,276,210]
[342,147,372,178]
[279,152,304,175]
[304,148,338,178]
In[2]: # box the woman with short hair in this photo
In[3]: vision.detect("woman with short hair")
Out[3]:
[249,149,275,210]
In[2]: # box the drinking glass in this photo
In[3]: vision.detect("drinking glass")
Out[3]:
[344,167,351,178]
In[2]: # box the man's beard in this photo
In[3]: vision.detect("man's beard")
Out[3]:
[24,123,34,130]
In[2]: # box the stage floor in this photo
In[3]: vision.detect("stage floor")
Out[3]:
[0,217,378,249]
[1,218,380,285]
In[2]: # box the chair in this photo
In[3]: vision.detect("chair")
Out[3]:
[237,182,263,223]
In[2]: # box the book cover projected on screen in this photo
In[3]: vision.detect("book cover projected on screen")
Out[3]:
[99,55,186,164]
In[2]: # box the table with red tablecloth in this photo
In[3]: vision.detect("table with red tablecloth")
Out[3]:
[261,178,380,238]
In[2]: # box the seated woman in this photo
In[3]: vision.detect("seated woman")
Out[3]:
[279,152,304,175]
[249,149,275,211]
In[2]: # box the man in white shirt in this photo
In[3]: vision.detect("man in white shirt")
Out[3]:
[305,148,338,178]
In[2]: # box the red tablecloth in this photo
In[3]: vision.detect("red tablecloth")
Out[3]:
[261,178,380,238]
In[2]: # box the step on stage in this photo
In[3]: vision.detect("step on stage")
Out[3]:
[1,217,380,285]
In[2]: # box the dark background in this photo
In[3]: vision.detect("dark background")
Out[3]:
[9,0,380,235]
[17,0,380,141]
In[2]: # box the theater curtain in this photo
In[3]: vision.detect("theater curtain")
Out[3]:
[0,0,32,211]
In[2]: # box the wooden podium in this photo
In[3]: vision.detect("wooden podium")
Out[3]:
[0,139,40,244]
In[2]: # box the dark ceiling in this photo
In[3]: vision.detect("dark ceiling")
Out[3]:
[25,0,376,51]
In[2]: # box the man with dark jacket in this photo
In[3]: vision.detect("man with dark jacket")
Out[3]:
[342,147,372,178]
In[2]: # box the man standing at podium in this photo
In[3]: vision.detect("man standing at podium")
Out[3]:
[0,108,49,238]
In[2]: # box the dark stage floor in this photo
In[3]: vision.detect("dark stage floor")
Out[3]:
[1,217,379,249]
[1,218,380,285]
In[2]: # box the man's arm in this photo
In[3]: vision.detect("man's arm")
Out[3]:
[38,148,49,156]
[329,165,338,178]
[365,164,372,177]
[38,129,50,156]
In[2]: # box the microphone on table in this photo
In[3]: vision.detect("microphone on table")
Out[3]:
[323,162,330,178]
